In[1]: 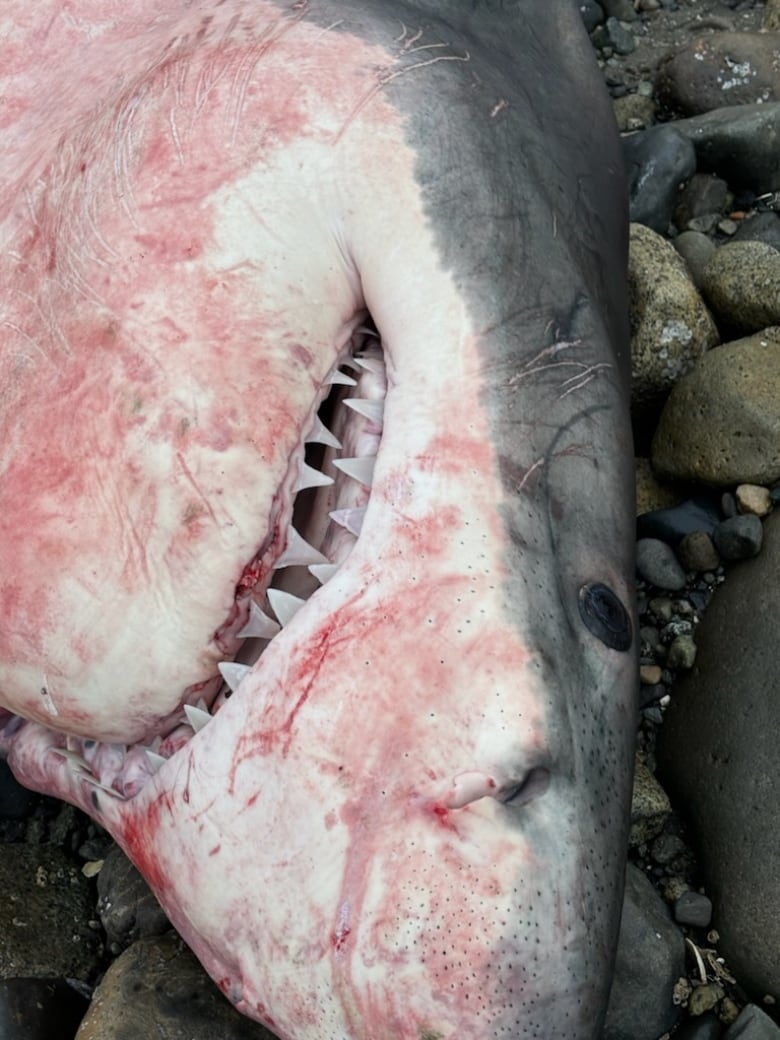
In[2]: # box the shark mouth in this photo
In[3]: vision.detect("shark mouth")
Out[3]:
[16,324,387,803]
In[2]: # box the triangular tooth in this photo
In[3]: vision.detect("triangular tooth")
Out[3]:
[308,562,341,584]
[354,325,380,339]
[218,661,252,693]
[324,369,358,387]
[184,704,212,733]
[353,355,384,374]
[267,588,307,627]
[295,462,335,492]
[332,456,376,487]
[82,774,125,799]
[306,415,342,449]
[237,601,281,640]
[329,507,367,537]
[54,748,91,773]
[343,398,384,423]
[145,749,168,772]
[275,525,329,568]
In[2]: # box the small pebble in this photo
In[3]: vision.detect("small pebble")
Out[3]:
[736,484,772,517]
[642,706,664,725]
[640,683,667,708]
[721,493,737,519]
[648,597,675,623]
[640,625,662,649]
[688,982,724,1016]
[677,531,721,572]
[719,998,740,1027]
[674,890,713,928]
[651,832,689,866]
[712,515,764,561]
[667,635,697,669]
[640,664,663,685]
[637,538,687,591]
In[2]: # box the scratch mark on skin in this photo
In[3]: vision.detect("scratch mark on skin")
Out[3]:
[40,677,58,718]
[505,335,611,398]
[112,91,144,227]
[559,363,612,399]
[335,51,470,142]
[334,26,469,142]
[168,102,185,165]
[491,98,509,117]
[515,458,546,493]
[2,322,49,363]
[227,8,310,148]
[11,288,72,360]
[175,452,219,527]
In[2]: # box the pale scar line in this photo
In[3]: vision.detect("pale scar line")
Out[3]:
[175,452,220,527]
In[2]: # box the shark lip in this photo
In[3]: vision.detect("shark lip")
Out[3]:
[3,323,388,802]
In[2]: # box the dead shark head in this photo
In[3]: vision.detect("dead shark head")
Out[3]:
[0,2,637,1037]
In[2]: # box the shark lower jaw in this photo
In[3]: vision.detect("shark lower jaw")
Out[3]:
[0,322,388,801]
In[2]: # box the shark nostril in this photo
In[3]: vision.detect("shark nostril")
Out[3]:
[499,767,551,807]
[442,765,552,810]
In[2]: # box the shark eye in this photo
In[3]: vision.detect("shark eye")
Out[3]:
[578,582,632,652]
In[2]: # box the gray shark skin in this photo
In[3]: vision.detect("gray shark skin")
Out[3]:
[0,1,637,1037]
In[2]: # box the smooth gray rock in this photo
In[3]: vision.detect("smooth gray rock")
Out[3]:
[732,212,780,253]
[603,864,685,1040]
[658,512,780,1011]
[723,1005,780,1040]
[712,514,763,561]
[671,103,780,194]
[97,844,170,951]
[657,32,780,115]
[636,538,687,590]
[622,126,697,233]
